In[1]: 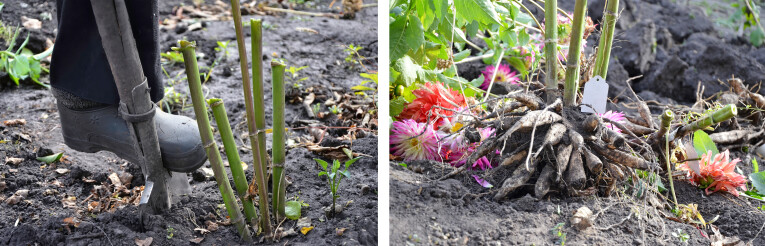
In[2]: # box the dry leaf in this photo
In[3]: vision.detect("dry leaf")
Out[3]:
[300,226,314,235]
[5,157,23,165]
[14,189,29,198]
[3,119,26,127]
[205,220,219,232]
[55,169,70,175]
[62,196,77,209]
[5,195,22,205]
[189,237,204,244]
[135,237,153,246]
[108,173,122,186]
[194,227,211,235]
[570,207,593,231]
[21,16,42,29]
[62,217,81,227]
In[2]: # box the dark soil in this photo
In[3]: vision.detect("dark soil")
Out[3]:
[396,0,765,245]
[0,0,378,245]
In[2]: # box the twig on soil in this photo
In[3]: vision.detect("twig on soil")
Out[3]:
[593,210,633,231]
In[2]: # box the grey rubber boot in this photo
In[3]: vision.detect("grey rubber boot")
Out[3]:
[56,100,207,172]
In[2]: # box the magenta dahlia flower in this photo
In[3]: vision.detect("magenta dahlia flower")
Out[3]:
[442,127,497,170]
[480,64,519,90]
[598,111,626,133]
[391,119,441,161]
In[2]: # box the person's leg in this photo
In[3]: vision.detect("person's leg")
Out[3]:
[50,0,163,105]
[50,0,205,172]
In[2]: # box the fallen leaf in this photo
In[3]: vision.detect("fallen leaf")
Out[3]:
[189,237,204,244]
[300,226,314,235]
[200,168,214,178]
[570,207,593,231]
[194,227,211,235]
[336,228,347,236]
[3,119,26,126]
[37,152,64,164]
[205,220,219,232]
[135,237,153,246]
[5,195,22,205]
[14,189,29,198]
[5,157,23,165]
[108,173,122,186]
[21,16,42,29]
[62,196,77,209]
[62,217,81,227]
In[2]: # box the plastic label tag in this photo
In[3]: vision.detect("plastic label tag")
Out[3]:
[581,76,608,114]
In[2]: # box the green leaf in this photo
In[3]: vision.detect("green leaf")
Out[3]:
[692,130,719,157]
[314,158,329,170]
[342,148,353,159]
[405,13,425,52]
[351,85,376,91]
[754,158,759,173]
[454,0,500,25]
[285,201,302,220]
[390,97,408,117]
[750,171,765,196]
[518,29,530,46]
[453,49,471,62]
[332,160,341,173]
[393,55,420,86]
[751,28,764,47]
[390,15,410,62]
[318,171,328,177]
[37,152,63,164]
[345,157,361,169]
[340,170,351,178]
[13,55,30,77]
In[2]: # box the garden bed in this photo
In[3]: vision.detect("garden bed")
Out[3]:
[390,0,765,245]
[0,0,378,245]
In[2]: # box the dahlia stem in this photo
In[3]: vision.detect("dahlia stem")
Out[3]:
[251,19,268,189]
[229,0,272,234]
[209,98,258,227]
[657,110,673,140]
[176,41,251,242]
[271,60,287,220]
[562,0,588,107]
[673,104,737,141]
[593,0,618,79]
[544,0,559,103]
[666,132,677,206]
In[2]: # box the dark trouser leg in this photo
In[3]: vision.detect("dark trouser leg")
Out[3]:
[50,0,163,107]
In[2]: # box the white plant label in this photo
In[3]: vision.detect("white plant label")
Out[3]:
[581,75,608,114]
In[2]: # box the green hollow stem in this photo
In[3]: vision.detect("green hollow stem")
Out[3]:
[659,110,677,206]
[250,19,269,201]
[229,0,272,234]
[593,0,618,79]
[544,0,559,103]
[673,104,738,141]
[271,60,287,220]
[209,98,258,227]
[176,41,252,242]
[562,0,588,107]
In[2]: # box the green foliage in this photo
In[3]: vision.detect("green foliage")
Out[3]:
[161,51,184,65]
[285,200,303,220]
[166,227,176,239]
[328,105,342,115]
[722,0,765,46]
[0,29,51,88]
[352,72,378,96]
[344,44,363,65]
[692,130,720,157]
[389,0,538,117]
[286,65,309,88]
[311,103,322,116]
[671,228,690,243]
[37,152,63,164]
[314,156,361,214]
[550,222,566,245]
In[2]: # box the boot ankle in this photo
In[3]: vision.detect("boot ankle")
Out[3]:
[52,88,108,110]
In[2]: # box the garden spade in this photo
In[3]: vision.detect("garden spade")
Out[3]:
[90,0,171,213]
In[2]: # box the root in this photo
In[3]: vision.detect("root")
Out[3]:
[535,164,555,199]
[494,160,539,200]
[565,148,586,190]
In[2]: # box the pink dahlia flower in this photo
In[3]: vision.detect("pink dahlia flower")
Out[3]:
[391,119,441,161]
[442,127,497,170]
[480,64,519,90]
[598,111,626,133]
[677,150,747,197]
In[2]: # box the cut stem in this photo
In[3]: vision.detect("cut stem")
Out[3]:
[209,98,258,227]
[177,41,251,242]
[271,60,287,220]
[593,0,618,78]
[229,0,272,234]
[544,0,559,103]
[673,104,738,141]
[562,0,588,107]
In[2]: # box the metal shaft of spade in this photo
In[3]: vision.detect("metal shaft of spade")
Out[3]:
[90,0,170,213]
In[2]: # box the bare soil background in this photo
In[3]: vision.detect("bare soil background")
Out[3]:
[0,0,379,245]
